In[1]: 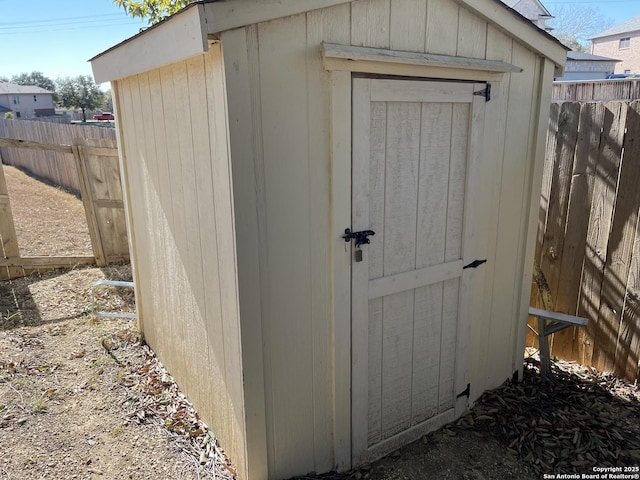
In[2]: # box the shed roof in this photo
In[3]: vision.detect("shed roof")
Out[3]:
[591,15,640,40]
[91,0,568,83]
[0,82,54,95]
[566,51,620,62]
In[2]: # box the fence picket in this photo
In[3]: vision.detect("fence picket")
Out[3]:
[533,100,640,383]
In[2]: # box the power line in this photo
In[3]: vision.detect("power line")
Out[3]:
[0,13,126,27]
[0,20,143,36]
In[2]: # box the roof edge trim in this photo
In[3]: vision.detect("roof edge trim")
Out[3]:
[455,0,568,67]
[91,3,208,84]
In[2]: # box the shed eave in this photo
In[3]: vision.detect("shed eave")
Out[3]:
[90,3,209,84]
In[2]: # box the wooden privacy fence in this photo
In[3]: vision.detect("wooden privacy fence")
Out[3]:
[0,135,129,280]
[553,79,640,102]
[530,100,640,383]
[0,118,115,194]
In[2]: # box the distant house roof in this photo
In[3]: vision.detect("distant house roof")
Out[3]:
[567,51,620,62]
[0,105,12,113]
[591,15,640,39]
[501,0,552,18]
[0,82,54,95]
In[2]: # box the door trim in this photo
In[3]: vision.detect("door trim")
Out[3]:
[330,69,353,472]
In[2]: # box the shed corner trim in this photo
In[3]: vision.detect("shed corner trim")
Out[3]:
[321,43,523,75]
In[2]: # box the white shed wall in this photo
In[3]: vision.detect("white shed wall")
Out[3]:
[112,44,248,479]
[221,0,553,477]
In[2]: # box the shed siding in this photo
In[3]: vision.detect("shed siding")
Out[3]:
[113,45,247,479]
[222,0,549,477]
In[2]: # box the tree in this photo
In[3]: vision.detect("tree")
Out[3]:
[57,75,105,123]
[548,5,614,52]
[11,71,56,93]
[113,0,192,24]
[103,89,114,113]
[4,112,14,119]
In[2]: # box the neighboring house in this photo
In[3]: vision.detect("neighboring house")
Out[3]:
[0,82,55,119]
[501,0,554,31]
[555,51,620,80]
[591,15,640,74]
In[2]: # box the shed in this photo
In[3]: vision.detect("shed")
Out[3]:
[90,1,567,478]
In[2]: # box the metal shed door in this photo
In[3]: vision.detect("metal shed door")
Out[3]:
[351,78,486,465]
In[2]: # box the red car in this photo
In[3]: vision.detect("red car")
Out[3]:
[93,112,114,121]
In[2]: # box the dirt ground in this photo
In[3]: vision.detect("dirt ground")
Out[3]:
[2,266,639,480]
[1,168,639,480]
[3,165,92,257]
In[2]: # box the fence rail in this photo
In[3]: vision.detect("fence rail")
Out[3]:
[530,100,640,383]
[553,79,640,102]
[0,118,115,194]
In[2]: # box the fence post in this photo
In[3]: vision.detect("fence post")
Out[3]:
[0,158,22,280]
[72,144,106,267]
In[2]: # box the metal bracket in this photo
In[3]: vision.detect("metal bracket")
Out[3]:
[91,279,137,319]
[457,383,471,399]
[473,83,491,102]
[463,259,487,270]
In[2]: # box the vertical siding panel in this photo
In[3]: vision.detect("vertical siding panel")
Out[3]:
[513,58,555,379]
[258,14,314,479]
[220,27,268,480]
[204,44,247,478]
[425,0,459,55]
[112,80,144,328]
[457,7,487,59]
[351,0,391,48]
[306,4,351,472]
[390,0,427,52]
[487,43,536,386]
[124,75,164,353]
[145,69,174,357]
[115,77,151,336]
[135,71,172,370]
[471,26,512,397]
[185,53,224,438]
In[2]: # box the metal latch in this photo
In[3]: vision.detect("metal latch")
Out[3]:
[342,228,375,248]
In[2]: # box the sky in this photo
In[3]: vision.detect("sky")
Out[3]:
[1,0,640,85]
[0,0,147,84]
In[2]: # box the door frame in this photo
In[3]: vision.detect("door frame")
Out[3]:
[329,65,505,472]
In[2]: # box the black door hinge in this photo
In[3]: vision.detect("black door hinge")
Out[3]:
[473,83,491,102]
[463,259,487,270]
[457,383,471,399]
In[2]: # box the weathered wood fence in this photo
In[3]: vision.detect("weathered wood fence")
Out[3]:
[0,118,115,193]
[0,121,128,280]
[529,100,640,383]
[553,79,640,102]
